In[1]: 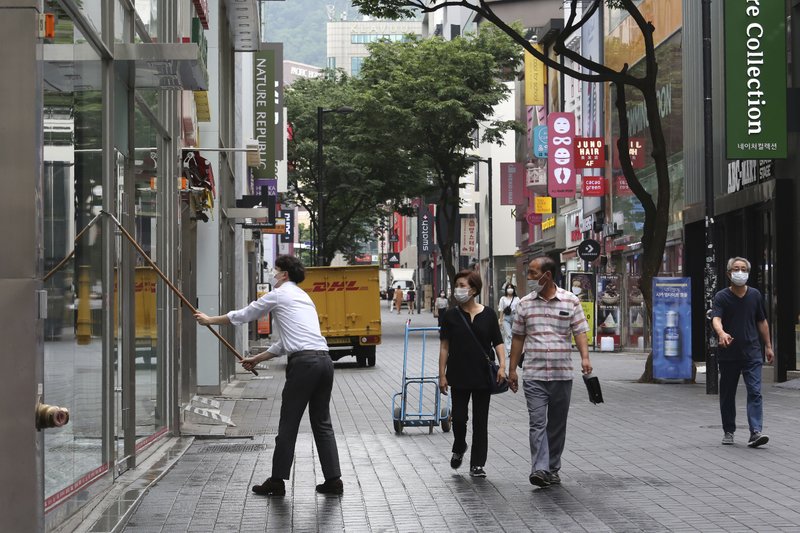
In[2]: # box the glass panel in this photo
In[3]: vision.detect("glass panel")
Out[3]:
[133,91,163,441]
[134,0,159,42]
[42,6,106,506]
[115,0,132,43]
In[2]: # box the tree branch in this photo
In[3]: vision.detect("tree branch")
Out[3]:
[614,81,655,214]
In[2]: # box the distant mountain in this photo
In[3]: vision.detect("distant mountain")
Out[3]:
[262,0,361,67]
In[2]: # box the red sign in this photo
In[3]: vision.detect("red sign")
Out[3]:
[612,137,646,169]
[615,174,634,196]
[582,176,606,196]
[547,112,576,198]
[575,137,605,168]
[500,162,525,205]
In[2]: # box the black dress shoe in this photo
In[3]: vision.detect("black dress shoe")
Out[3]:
[315,477,344,495]
[252,477,285,496]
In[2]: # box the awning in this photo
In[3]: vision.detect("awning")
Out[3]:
[223,0,261,52]
[114,43,208,90]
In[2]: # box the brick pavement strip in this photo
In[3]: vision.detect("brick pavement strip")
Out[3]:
[121,306,800,532]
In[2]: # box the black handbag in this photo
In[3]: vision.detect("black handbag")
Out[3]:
[583,373,604,404]
[458,310,509,394]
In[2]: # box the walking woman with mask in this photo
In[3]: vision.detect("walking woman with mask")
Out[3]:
[498,284,519,353]
[438,270,506,477]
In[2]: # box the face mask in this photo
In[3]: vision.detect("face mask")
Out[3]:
[572,286,582,296]
[270,272,285,288]
[527,274,547,297]
[453,287,471,304]
[506,288,514,295]
[730,271,749,286]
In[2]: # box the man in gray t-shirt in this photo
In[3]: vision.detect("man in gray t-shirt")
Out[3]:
[711,257,774,448]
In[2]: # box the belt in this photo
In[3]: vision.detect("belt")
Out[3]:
[288,349,329,360]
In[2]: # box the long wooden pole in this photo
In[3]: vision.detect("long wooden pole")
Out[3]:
[101,210,257,375]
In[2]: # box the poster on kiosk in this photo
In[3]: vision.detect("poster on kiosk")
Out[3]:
[652,278,693,380]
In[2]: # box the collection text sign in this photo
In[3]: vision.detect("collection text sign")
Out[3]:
[724,0,787,159]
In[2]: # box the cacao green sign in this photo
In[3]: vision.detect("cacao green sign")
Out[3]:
[724,0,787,159]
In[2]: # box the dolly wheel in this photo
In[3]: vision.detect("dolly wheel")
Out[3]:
[441,409,451,433]
[393,407,403,434]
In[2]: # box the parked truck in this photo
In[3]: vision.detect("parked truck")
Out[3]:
[389,268,416,291]
[299,265,382,367]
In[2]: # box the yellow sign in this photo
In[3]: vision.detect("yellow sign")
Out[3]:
[524,45,545,106]
[580,301,595,346]
[541,216,555,230]
[534,196,553,214]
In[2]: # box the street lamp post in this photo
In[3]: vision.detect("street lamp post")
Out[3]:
[467,155,494,307]
[316,105,353,266]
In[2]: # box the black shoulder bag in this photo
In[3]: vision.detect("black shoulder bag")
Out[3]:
[457,310,509,394]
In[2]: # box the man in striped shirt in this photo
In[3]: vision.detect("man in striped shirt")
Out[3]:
[508,255,592,488]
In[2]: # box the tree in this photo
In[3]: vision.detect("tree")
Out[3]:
[356,28,522,290]
[355,0,672,381]
[285,70,427,265]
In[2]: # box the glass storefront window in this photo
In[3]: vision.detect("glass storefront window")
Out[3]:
[133,91,165,442]
[134,0,159,42]
[42,12,106,508]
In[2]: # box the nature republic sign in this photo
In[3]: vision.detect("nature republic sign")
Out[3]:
[724,0,787,159]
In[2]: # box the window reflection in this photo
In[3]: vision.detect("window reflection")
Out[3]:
[42,9,105,506]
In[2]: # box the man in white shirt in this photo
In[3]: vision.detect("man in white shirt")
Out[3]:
[195,255,342,496]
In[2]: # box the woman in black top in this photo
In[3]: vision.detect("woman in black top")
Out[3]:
[438,270,506,478]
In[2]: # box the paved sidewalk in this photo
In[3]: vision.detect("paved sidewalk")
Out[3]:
[123,306,800,532]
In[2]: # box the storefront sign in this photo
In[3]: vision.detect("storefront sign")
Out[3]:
[614,174,634,196]
[500,162,525,205]
[652,277,693,380]
[253,44,284,181]
[575,137,605,168]
[256,284,271,335]
[612,137,646,169]
[279,209,293,243]
[532,125,548,159]
[541,216,555,230]
[526,164,546,187]
[460,216,477,256]
[582,176,606,197]
[418,204,432,253]
[524,45,545,106]
[565,212,583,249]
[596,274,621,347]
[534,196,553,214]
[726,159,774,193]
[547,113,576,197]
[724,0,787,159]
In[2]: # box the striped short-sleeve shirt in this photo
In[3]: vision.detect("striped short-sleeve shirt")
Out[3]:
[511,286,590,381]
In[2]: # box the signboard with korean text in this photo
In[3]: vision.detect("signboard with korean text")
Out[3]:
[526,164,546,187]
[500,162,525,205]
[460,216,477,256]
[575,137,605,168]
[652,277,693,380]
[724,0,787,159]
[612,137,646,169]
[547,112,577,197]
[532,125,548,159]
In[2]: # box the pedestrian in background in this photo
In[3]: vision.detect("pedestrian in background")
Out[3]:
[407,287,416,314]
[387,286,395,309]
[712,256,773,448]
[508,255,592,488]
[434,290,448,327]
[393,286,404,314]
[497,284,519,354]
[194,255,343,496]
[438,270,506,478]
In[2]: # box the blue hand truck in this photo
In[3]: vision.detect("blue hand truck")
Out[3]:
[391,322,451,434]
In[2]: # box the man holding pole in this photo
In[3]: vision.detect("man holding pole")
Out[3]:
[195,255,343,496]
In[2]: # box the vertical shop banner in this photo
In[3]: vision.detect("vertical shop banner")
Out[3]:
[724,0,787,159]
[596,274,621,347]
[256,283,271,335]
[547,112,576,197]
[567,272,596,347]
[460,216,476,256]
[253,44,284,180]
[652,277,693,380]
[524,45,545,106]
[418,204,432,253]
[575,137,605,168]
[627,275,646,348]
[500,163,525,205]
[279,209,293,243]
[532,125,548,159]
